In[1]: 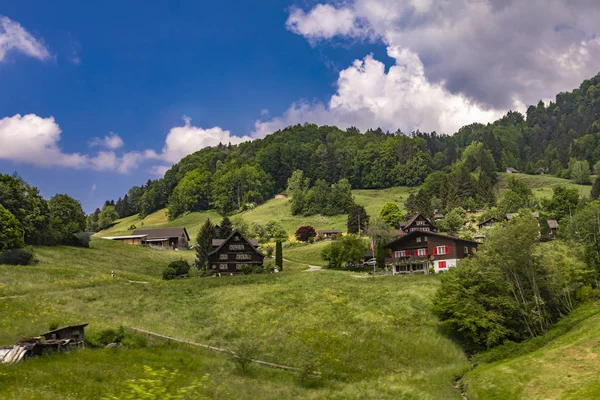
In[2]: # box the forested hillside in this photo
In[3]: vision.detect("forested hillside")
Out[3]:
[103,73,600,222]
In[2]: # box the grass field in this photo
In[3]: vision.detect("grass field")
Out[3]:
[462,303,600,399]
[497,172,592,199]
[0,239,470,399]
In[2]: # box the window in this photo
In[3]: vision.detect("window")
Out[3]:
[219,254,228,260]
[219,264,228,270]
[417,248,427,256]
[394,250,407,258]
[464,246,469,255]
[229,244,244,251]
[424,236,428,242]
[435,246,448,255]
[438,261,447,269]
[416,237,422,243]
[416,221,424,225]
[236,253,252,261]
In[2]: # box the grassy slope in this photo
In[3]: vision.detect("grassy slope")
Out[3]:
[463,304,600,399]
[0,239,468,399]
[98,173,586,243]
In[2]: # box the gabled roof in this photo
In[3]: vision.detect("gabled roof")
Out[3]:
[132,227,190,241]
[477,217,500,227]
[41,324,88,337]
[506,167,519,172]
[548,219,559,229]
[208,231,264,257]
[403,213,435,228]
[212,238,259,247]
[385,230,479,248]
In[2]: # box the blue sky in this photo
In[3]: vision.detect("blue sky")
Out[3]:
[1,0,599,212]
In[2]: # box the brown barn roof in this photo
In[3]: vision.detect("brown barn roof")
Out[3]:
[132,227,190,241]
[41,324,88,338]
[477,217,500,227]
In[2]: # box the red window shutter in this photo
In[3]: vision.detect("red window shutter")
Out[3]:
[433,247,438,255]
[425,248,429,255]
[444,245,449,255]
[414,249,418,256]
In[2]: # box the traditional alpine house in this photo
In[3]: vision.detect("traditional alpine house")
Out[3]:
[317,229,342,239]
[399,213,437,234]
[208,231,264,273]
[477,217,501,229]
[386,231,478,274]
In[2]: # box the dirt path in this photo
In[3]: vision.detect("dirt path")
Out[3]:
[303,265,322,272]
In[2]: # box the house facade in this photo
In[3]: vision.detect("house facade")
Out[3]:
[208,231,264,273]
[399,213,437,234]
[103,227,189,249]
[386,231,478,274]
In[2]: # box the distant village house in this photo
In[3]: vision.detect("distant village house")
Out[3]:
[102,227,190,249]
[317,229,342,239]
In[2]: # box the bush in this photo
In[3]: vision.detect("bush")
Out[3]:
[295,226,317,242]
[0,204,24,252]
[0,248,37,265]
[229,339,260,376]
[87,327,126,347]
[162,259,191,280]
[62,232,92,248]
[239,264,265,275]
[128,224,137,231]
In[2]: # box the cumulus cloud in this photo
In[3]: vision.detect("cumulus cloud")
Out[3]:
[278,0,600,133]
[0,114,252,176]
[0,16,51,62]
[89,132,124,149]
[286,4,371,43]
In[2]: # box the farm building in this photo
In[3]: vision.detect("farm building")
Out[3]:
[208,231,264,273]
[317,229,342,239]
[506,167,519,173]
[386,231,478,274]
[548,219,559,235]
[477,217,501,229]
[103,227,190,249]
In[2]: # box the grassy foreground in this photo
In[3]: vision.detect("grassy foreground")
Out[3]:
[462,303,600,399]
[0,239,468,399]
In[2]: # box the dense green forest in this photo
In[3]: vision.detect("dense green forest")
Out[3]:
[104,73,600,222]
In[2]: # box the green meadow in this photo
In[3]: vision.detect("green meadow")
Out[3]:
[0,239,469,399]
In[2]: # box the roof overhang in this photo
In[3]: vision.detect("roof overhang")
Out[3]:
[102,235,147,240]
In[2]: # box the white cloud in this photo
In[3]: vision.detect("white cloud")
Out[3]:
[253,47,503,136]
[286,4,370,43]
[278,0,600,133]
[91,183,97,192]
[158,116,251,163]
[89,132,124,149]
[0,16,51,62]
[0,114,252,177]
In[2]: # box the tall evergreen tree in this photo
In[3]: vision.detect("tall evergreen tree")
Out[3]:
[347,204,369,234]
[218,216,233,238]
[196,219,216,270]
[275,241,283,270]
[592,177,600,200]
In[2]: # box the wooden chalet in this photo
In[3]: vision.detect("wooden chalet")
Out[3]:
[399,213,437,234]
[317,229,342,239]
[477,217,501,229]
[208,231,264,273]
[386,231,478,274]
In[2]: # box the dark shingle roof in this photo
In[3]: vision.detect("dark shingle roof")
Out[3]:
[212,238,259,247]
[132,227,189,241]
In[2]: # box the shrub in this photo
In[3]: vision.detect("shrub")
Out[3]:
[63,232,92,248]
[239,264,265,275]
[0,204,24,252]
[265,245,274,258]
[128,224,137,231]
[0,248,37,265]
[162,266,178,280]
[87,327,126,347]
[169,259,191,275]
[229,339,260,376]
[295,226,317,242]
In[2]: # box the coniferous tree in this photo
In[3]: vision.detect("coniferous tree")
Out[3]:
[347,204,369,234]
[591,177,600,200]
[275,241,283,270]
[196,219,216,270]
[218,216,233,238]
